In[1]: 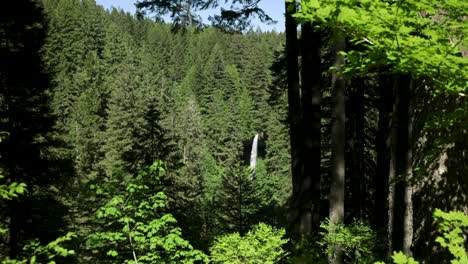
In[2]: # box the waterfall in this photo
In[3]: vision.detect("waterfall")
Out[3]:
[250,133,259,172]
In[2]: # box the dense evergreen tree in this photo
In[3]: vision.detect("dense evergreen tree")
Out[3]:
[0,0,70,258]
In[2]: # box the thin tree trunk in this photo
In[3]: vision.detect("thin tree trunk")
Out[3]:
[127,221,139,264]
[299,22,323,235]
[388,76,400,258]
[403,78,414,256]
[329,34,346,264]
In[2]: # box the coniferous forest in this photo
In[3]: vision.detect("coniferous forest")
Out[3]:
[0,0,467,263]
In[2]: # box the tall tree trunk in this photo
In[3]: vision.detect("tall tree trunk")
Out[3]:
[388,76,401,258]
[285,1,303,236]
[375,72,392,259]
[298,22,323,235]
[388,75,413,256]
[403,78,414,256]
[329,34,346,264]
[348,78,365,221]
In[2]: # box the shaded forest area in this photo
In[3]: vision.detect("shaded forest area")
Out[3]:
[0,0,467,263]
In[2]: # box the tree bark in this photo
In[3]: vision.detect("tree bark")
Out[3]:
[298,21,323,235]
[329,34,346,264]
[285,1,304,236]
[388,74,413,257]
[403,78,414,256]
[348,78,365,221]
[375,72,392,259]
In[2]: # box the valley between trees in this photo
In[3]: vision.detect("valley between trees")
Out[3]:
[0,0,467,263]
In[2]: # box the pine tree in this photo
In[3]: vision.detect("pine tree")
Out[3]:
[215,165,260,236]
[42,0,108,177]
[100,53,169,184]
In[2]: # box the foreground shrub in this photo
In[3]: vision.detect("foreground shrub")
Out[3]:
[210,223,288,264]
[86,161,208,263]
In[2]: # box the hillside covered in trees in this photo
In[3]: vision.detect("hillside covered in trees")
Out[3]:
[0,0,467,263]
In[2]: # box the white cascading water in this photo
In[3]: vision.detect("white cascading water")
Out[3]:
[250,133,259,172]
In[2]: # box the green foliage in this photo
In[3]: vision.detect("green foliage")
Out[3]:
[210,223,288,264]
[433,209,468,264]
[86,161,208,263]
[374,251,420,264]
[1,233,76,264]
[389,252,419,264]
[319,219,377,264]
[0,154,25,239]
[0,137,75,264]
[287,220,377,263]
[0,178,74,264]
[0,175,26,201]
[294,0,468,91]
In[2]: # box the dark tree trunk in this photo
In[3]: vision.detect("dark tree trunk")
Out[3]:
[285,1,304,237]
[347,78,365,221]
[389,74,413,256]
[329,34,346,264]
[375,72,393,259]
[285,0,301,199]
[297,22,323,235]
